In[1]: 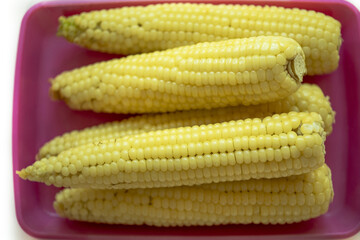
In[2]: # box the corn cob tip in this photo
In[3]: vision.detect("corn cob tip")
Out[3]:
[57,16,71,37]
[49,87,61,101]
[56,17,64,37]
[57,17,68,38]
[57,16,83,43]
[48,78,62,101]
[288,54,306,83]
[53,201,66,217]
[16,170,28,180]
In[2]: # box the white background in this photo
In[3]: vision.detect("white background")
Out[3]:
[1,0,360,239]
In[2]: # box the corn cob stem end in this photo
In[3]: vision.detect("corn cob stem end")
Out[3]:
[288,54,306,83]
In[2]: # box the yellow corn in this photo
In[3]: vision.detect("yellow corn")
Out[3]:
[53,164,333,226]
[39,84,334,160]
[50,36,305,114]
[17,112,326,189]
[57,3,341,75]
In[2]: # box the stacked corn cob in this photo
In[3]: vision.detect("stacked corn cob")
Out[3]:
[51,36,306,113]
[18,3,340,227]
[58,3,341,75]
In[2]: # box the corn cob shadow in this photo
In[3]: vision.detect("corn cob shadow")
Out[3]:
[49,36,305,114]
[53,164,334,226]
[17,112,326,189]
[57,3,341,75]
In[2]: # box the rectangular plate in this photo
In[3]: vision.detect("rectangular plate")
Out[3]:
[12,0,360,239]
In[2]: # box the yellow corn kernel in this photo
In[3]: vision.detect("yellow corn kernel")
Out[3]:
[53,164,334,226]
[18,112,326,189]
[57,3,341,75]
[50,36,305,113]
[38,84,334,159]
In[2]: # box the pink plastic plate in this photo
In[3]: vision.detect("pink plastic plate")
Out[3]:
[12,0,360,239]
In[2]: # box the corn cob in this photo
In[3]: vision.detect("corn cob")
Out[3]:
[51,36,305,114]
[39,84,334,160]
[18,112,326,189]
[53,164,333,226]
[57,3,342,75]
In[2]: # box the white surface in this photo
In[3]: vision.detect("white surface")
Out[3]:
[1,0,360,239]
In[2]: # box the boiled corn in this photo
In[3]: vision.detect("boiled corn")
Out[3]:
[53,164,333,226]
[39,84,334,160]
[50,36,305,113]
[18,112,326,189]
[57,3,341,75]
